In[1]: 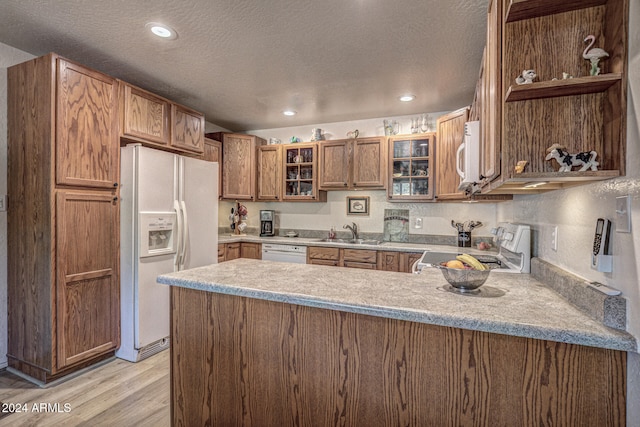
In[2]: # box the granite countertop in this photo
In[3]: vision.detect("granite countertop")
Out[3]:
[219,234,496,255]
[158,259,637,352]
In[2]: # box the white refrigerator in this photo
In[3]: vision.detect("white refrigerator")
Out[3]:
[118,144,218,362]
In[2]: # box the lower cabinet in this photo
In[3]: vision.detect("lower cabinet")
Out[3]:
[308,247,417,272]
[307,246,340,266]
[343,249,377,269]
[219,242,261,262]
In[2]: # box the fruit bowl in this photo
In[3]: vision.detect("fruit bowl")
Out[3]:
[436,264,491,292]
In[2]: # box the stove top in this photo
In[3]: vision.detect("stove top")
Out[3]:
[416,223,531,274]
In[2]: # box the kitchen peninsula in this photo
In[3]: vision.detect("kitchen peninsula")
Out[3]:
[159,259,632,426]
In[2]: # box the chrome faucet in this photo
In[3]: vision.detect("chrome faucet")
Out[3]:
[343,222,359,240]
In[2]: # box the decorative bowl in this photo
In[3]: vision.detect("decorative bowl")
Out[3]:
[393,173,403,177]
[436,264,491,292]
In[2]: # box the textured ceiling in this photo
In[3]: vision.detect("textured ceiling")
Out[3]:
[0,0,488,131]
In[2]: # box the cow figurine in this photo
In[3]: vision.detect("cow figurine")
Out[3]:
[545,144,599,172]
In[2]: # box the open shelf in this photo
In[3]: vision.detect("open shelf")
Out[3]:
[505,0,607,23]
[505,74,622,102]
[486,170,621,194]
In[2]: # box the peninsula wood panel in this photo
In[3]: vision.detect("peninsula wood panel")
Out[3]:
[171,288,626,426]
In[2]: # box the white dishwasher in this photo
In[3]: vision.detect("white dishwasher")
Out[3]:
[261,243,308,264]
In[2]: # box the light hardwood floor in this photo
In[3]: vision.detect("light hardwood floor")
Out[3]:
[0,350,170,427]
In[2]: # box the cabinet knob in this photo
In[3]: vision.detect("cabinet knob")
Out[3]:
[275,196,279,199]
[354,182,357,187]
[113,182,119,187]
[344,182,347,186]
[113,197,118,202]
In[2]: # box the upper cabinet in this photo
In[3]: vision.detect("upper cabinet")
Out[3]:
[57,59,119,189]
[120,83,170,146]
[318,137,386,190]
[171,104,205,154]
[387,134,435,201]
[480,0,628,194]
[203,137,223,199]
[208,132,266,201]
[435,107,469,200]
[283,143,326,202]
[120,81,205,155]
[257,145,282,201]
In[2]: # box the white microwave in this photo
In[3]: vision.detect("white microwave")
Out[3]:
[456,120,480,191]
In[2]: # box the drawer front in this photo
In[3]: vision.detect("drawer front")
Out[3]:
[343,249,377,263]
[309,259,339,266]
[344,261,377,270]
[308,246,340,261]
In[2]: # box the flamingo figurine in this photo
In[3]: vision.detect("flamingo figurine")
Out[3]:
[583,35,609,76]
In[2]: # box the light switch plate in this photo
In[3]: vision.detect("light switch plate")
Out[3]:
[615,195,631,233]
[0,195,6,212]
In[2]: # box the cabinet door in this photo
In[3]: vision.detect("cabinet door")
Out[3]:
[353,138,386,189]
[121,83,170,146]
[225,243,241,261]
[55,191,119,369]
[171,104,204,154]
[436,108,469,199]
[56,59,118,189]
[377,251,400,271]
[399,252,422,273]
[222,134,256,200]
[480,0,501,184]
[240,243,262,260]
[217,243,226,263]
[257,145,281,201]
[318,140,349,189]
[388,135,434,201]
[203,138,223,199]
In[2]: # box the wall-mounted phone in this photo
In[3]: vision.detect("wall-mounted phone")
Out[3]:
[591,218,612,272]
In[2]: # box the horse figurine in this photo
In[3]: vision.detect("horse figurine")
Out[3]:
[545,144,599,172]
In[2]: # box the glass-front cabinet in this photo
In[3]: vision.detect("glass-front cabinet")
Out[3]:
[282,143,326,202]
[387,134,435,201]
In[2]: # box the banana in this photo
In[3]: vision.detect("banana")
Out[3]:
[456,254,487,271]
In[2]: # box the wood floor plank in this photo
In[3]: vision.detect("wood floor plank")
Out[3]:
[0,350,170,426]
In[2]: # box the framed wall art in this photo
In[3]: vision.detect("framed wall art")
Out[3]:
[347,196,369,216]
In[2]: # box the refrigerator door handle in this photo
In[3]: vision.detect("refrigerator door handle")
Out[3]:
[174,200,184,270]
[179,200,189,270]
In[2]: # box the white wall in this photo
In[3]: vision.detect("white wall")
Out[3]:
[498,0,640,421]
[0,43,35,368]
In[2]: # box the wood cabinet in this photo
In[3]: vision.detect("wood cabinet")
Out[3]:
[377,251,400,271]
[203,138,223,199]
[257,145,282,201]
[171,104,204,154]
[208,133,266,201]
[481,0,628,194]
[436,107,469,200]
[318,137,386,190]
[283,143,327,202]
[307,246,340,266]
[240,242,262,260]
[7,54,120,383]
[343,249,377,269]
[119,83,170,146]
[218,242,261,262]
[387,134,435,201]
[120,81,204,155]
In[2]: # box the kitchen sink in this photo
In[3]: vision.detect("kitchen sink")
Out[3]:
[314,238,382,245]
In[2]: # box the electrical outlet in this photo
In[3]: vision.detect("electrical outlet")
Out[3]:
[615,195,631,233]
[551,226,558,251]
[0,195,6,212]
[414,217,423,229]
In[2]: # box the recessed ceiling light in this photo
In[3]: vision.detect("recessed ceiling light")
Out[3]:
[283,110,297,116]
[146,22,178,40]
[399,95,415,102]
